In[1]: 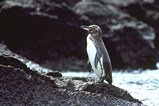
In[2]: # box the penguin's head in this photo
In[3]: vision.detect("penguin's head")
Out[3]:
[81,25,102,37]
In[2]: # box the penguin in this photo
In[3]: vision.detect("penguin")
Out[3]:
[81,25,112,84]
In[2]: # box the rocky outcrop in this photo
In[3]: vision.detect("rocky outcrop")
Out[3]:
[0,0,88,71]
[0,0,158,70]
[0,44,144,105]
[123,0,159,51]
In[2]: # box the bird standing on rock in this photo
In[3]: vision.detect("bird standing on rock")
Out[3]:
[81,25,113,84]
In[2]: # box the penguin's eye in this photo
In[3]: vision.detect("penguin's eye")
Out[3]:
[89,27,94,31]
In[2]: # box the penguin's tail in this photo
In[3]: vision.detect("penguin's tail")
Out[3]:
[105,72,112,84]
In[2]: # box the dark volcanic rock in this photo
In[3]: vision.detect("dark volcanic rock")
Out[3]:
[83,83,140,103]
[0,0,159,70]
[109,27,158,69]
[0,44,145,105]
[0,0,87,71]
[124,0,159,51]
[0,43,62,77]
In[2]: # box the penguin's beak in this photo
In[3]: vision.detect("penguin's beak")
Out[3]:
[81,25,89,31]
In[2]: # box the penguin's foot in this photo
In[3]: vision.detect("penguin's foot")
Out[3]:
[91,68,94,72]
[97,77,104,83]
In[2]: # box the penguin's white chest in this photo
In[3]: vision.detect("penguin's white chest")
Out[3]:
[86,35,105,78]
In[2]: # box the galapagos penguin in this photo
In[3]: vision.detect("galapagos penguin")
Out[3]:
[81,25,112,84]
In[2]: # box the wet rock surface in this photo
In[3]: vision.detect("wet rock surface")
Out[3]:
[0,0,159,70]
[0,44,145,105]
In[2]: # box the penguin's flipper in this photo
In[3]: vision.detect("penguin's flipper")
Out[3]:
[94,46,102,69]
